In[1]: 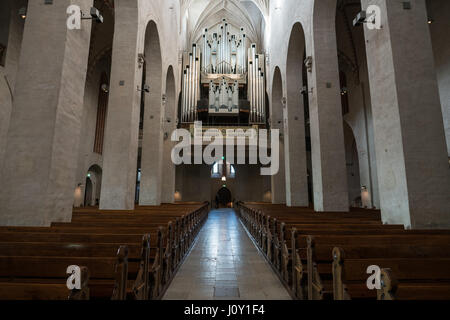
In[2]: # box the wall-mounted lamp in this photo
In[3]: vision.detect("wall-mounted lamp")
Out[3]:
[18,7,27,19]
[301,86,307,95]
[353,11,369,27]
[81,7,103,23]
[353,7,381,29]
[222,176,227,182]
[162,94,167,104]
[138,54,145,69]
[304,56,313,73]
[341,87,348,96]
[301,86,314,95]
[137,84,150,93]
[428,18,434,25]
[101,84,109,93]
[361,186,368,191]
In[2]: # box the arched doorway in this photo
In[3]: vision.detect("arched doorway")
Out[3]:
[343,122,362,207]
[85,164,102,207]
[216,187,232,208]
[84,177,93,207]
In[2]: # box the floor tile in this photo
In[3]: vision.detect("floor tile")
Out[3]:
[214,287,240,298]
[163,209,291,300]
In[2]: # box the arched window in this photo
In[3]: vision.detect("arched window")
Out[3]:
[211,161,222,178]
[230,164,236,178]
[211,161,236,179]
[213,162,220,174]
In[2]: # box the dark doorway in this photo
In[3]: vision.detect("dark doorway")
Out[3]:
[216,187,232,208]
[84,177,93,207]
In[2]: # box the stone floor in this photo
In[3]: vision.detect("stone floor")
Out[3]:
[163,208,292,300]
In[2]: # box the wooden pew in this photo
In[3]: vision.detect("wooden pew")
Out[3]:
[236,201,450,301]
[0,202,209,300]
[0,266,90,300]
[304,235,450,300]
[0,245,129,300]
[332,247,450,300]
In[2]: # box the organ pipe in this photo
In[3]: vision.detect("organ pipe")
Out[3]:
[182,69,187,122]
[255,55,259,122]
[248,56,251,120]
[195,57,200,120]
[180,19,265,123]
[188,53,193,122]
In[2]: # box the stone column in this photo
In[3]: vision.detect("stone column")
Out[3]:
[5,0,27,90]
[270,69,287,205]
[139,68,163,206]
[137,21,163,206]
[285,81,309,207]
[0,0,93,226]
[0,1,28,171]
[100,1,140,210]
[160,87,177,204]
[161,141,176,204]
[362,0,450,229]
[309,3,349,212]
[271,119,286,204]
[427,0,450,156]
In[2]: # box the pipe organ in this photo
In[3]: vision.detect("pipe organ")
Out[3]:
[181,19,266,125]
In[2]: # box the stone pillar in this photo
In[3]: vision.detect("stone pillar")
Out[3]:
[139,67,163,205]
[285,80,309,207]
[271,119,286,204]
[0,0,93,226]
[270,69,286,205]
[100,1,140,210]
[362,0,450,229]
[160,86,177,204]
[309,2,349,212]
[5,0,27,90]
[0,0,27,178]
[427,0,450,156]
[161,142,176,204]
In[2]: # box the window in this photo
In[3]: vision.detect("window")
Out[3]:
[229,165,236,178]
[211,162,222,178]
[211,161,236,179]
[213,162,220,174]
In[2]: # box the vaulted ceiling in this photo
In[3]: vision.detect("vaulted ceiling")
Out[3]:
[181,0,268,48]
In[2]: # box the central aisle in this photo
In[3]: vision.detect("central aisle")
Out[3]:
[163,209,291,300]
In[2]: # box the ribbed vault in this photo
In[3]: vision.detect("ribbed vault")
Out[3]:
[181,0,267,48]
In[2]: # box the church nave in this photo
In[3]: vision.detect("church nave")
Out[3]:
[164,209,291,300]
